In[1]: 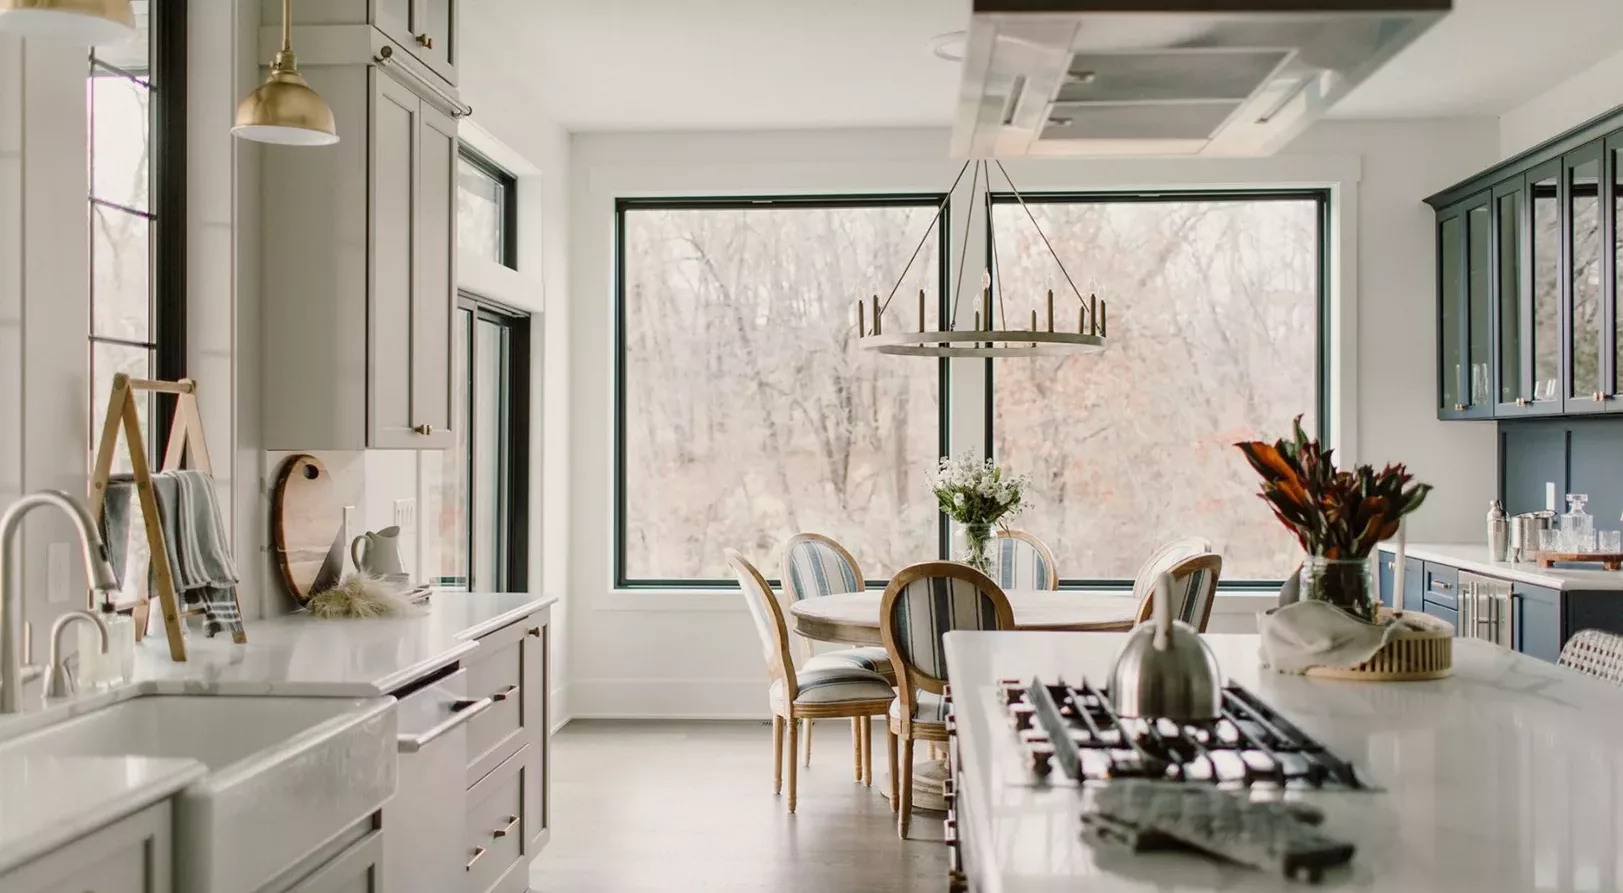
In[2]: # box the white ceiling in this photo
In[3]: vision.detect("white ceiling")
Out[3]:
[463,0,1623,132]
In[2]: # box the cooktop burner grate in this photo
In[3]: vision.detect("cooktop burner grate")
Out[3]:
[1001,678,1369,791]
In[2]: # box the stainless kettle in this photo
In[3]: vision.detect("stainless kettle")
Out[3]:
[1107,572,1223,722]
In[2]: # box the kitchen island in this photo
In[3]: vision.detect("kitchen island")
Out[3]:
[944,630,1623,892]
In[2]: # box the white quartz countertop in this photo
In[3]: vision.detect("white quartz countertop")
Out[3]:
[1377,541,1623,590]
[0,754,204,874]
[944,630,1623,892]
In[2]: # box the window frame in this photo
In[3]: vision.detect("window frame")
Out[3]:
[612,193,954,589]
[458,146,519,270]
[983,187,1332,591]
[87,0,187,455]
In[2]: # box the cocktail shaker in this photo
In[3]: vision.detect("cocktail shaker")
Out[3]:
[1488,500,1508,562]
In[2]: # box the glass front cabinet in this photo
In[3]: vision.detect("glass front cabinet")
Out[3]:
[1430,114,1623,420]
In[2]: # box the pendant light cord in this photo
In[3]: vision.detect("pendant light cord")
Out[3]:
[280,0,293,53]
[995,161,1092,327]
[875,159,972,323]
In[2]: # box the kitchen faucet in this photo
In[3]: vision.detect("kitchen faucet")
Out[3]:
[0,490,121,713]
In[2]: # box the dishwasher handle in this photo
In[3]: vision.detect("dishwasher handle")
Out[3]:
[398,695,493,753]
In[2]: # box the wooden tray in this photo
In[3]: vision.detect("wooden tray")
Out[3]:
[1302,611,1454,682]
[1535,551,1623,570]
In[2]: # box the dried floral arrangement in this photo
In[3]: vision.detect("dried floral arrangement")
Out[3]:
[1235,416,1432,561]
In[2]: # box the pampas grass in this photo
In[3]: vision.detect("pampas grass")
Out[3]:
[306,572,425,619]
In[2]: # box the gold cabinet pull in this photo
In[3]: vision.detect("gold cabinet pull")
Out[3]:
[527,625,542,638]
[492,683,519,702]
[416,32,434,49]
[1515,397,1528,407]
[493,814,520,838]
[465,846,486,871]
[414,423,434,436]
[1453,403,1467,412]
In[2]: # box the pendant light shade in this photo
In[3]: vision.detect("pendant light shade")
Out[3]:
[233,0,338,146]
[0,0,136,44]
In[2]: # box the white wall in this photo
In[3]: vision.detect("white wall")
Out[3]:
[1501,46,1623,159]
[566,119,1500,719]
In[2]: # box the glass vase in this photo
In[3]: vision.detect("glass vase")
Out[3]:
[956,523,994,575]
[1299,557,1379,623]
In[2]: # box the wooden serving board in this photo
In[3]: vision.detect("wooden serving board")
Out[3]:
[272,454,345,603]
[1535,552,1623,570]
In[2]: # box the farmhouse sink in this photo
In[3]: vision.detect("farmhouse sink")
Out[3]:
[0,694,396,893]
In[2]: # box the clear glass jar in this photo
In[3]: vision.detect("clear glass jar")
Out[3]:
[956,523,994,575]
[1299,557,1379,623]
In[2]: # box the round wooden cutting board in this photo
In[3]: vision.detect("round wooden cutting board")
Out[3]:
[272,454,344,603]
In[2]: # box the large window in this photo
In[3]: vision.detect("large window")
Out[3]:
[988,191,1327,585]
[88,0,184,463]
[457,149,516,269]
[616,197,948,586]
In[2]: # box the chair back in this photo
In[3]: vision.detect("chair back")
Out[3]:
[1559,629,1623,686]
[881,562,1014,699]
[1133,552,1224,632]
[988,529,1059,590]
[782,532,865,601]
[1131,536,1214,619]
[725,549,797,700]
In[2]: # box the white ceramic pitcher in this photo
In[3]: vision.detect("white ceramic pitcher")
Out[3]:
[351,525,406,577]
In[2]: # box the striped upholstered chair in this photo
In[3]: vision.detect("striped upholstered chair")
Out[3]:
[1132,552,1224,632]
[727,549,895,813]
[783,533,897,774]
[987,528,1059,590]
[880,561,1014,838]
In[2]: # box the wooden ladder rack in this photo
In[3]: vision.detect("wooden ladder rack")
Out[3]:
[87,374,246,661]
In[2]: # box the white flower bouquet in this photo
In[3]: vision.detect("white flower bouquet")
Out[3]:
[927,454,1031,573]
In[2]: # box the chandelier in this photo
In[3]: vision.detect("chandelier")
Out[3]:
[856,160,1107,358]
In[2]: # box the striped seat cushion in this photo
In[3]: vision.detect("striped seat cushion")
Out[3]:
[805,646,895,682]
[889,690,950,725]
[785,540,861,600]
[769,665,895,712]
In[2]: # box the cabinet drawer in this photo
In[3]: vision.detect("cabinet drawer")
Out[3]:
[465,618,543,787]
[1423,563,1459,610]
[1423,600,1460,633]
[464,743,534,893]
[0,801,170,893]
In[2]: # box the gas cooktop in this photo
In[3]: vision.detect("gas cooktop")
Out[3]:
[998,677,1370,791]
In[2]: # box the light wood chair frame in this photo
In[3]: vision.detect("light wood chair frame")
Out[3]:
[992,528,1060,590]
[780,531,884,778]
[725,549,893,814]
[1132,552,1224,632]
[880,561,1014,838]
[87,374,245,661]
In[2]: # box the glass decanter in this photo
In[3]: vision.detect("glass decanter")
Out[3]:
[1561,493,1596,552]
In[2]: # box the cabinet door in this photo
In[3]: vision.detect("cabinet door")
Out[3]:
[1514,583,1562,663]
[1566,141,1608,412]
[372,0,417,50]
[284,831,383,893]
[1401,557,1424,613]
[412,100,458,449]
[522,616,548,850]
[0,801,170,893]
[368,70,422,449]
[1529,160,1565,413]
[1607,134,1623,411]
[1438,193,1493,419]
[1493,179,1539,415]
[413,0,458,84]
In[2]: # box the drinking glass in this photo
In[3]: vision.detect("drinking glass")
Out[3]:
[1540,528,1563,552]
[1602,530,1622,553]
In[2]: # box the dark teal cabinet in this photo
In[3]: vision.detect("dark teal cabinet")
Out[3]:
[1437,193,1495,419]
[1514,583,1562,662]
[1376,553,1424,611]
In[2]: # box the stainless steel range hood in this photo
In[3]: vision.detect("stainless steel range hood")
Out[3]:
[951,0,1449,158]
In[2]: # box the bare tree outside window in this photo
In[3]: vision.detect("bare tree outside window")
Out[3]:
[618,200,944,583]
[990,195,1323,582]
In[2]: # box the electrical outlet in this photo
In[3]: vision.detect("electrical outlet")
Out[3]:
[393,498,416,530]
[47,543,70,604]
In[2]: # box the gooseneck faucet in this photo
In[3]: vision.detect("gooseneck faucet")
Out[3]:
[0,490,121,713]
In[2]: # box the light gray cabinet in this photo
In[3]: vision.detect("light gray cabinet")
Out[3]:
[262,60,460,451]
[278,832,382,893]
[274,0,458,85]
[0,800,171,893]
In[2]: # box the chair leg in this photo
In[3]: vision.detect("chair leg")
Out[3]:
[887,725,899,810]
[851,718,861,781]
[787,717,800,814]
[862,716,874,787]
[803,718,813,768]
[898,737,915,839]
[772,715,784,795]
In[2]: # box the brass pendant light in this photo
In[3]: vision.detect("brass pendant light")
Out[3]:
[0,0,135,44]
[233,0,338,146]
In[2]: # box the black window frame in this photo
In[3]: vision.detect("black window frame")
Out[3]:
[983,187,1333,591]
[613,193,954,589]
[88,0,187,455]
[458,146,518,270]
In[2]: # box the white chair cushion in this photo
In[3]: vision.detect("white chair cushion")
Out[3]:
[805,646,895,682]
[889,690,950,725]
[769,665,895,714]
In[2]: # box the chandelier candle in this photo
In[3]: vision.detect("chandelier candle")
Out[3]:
[1047,289,1055,332]
[871,295,881,336]
[919,289,927,333]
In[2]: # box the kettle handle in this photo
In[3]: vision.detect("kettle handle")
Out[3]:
[1152,572,1172,651]
[351,535,369,573]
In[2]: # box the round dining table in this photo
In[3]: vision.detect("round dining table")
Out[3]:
[787,588,1139,646]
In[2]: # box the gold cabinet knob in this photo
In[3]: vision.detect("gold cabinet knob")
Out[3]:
[1453,403,1467,412]
[414,423,434,436]
[416,32,434,49]
[1515,398,1528,407]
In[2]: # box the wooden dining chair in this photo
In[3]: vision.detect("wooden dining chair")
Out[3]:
[880,561,1014,838]
[1132,552,1224,632]
[1559,629,1623,686]
[726,549,895,813]
[781,532,896,778]
[1127,537,1214,623]
[987,528,1059,591]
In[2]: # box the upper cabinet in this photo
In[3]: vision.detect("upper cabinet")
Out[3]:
[1428,109,1623,421]
[275,0,459,86]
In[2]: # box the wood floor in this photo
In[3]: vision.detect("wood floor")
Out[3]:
[529,719,948,892]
